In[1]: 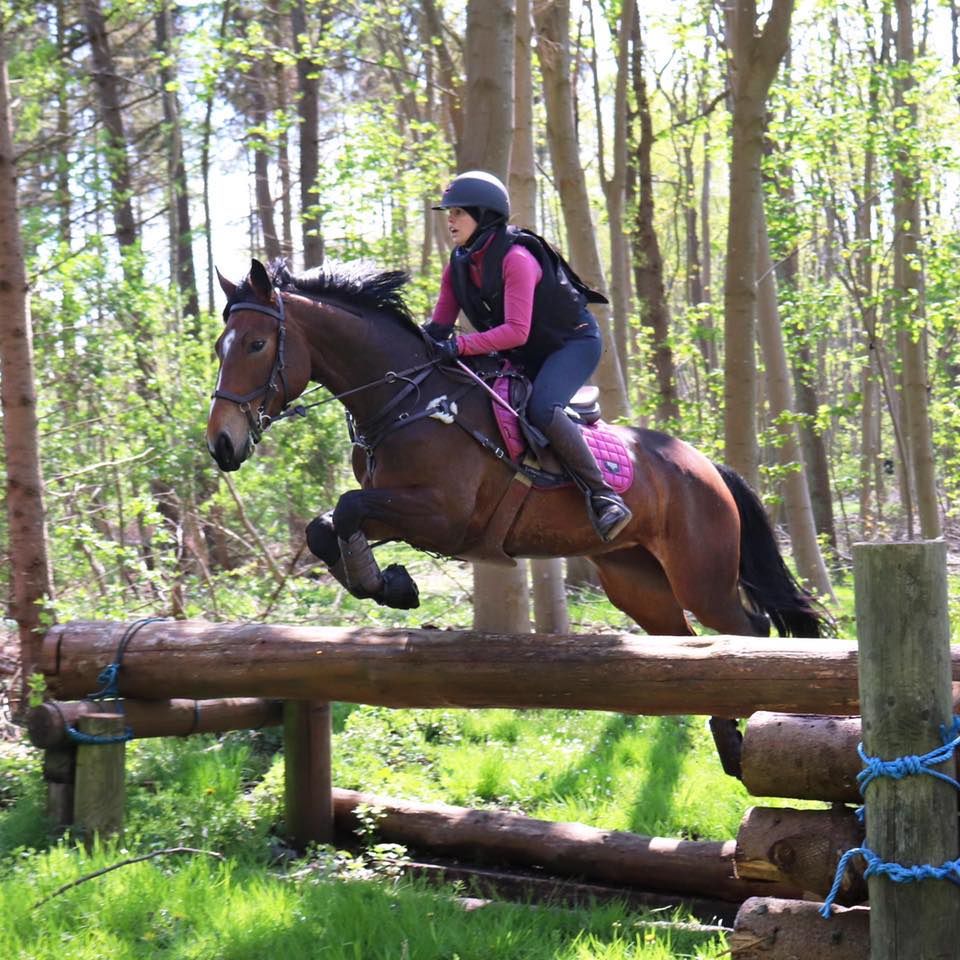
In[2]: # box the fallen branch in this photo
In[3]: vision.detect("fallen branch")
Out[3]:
[32,846,224,909]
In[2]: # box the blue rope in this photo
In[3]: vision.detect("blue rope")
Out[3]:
[63,617,167,746]
[820,847,960,917]
[856,735,960,794]
[821,718,960,917]
[65,724,133,745]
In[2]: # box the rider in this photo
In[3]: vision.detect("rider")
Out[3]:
[425,170,632,542]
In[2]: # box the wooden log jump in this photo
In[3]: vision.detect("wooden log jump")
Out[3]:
[27,697,282,749]
[41,620,874,716]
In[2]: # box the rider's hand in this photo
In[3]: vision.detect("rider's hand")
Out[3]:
[433,338,460,363]
[422,321,452,341]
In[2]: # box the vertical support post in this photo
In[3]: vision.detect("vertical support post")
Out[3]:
[283,700,333,850]
[853,541,960,959]
[43,745,77,830]
[73,712,125,846]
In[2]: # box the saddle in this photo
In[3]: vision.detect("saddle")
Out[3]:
[490,371,632,493]
[436,355,633,565]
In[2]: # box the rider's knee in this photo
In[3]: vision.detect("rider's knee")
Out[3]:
[527,398,561,432]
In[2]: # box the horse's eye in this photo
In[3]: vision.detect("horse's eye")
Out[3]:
[249,339,266,353]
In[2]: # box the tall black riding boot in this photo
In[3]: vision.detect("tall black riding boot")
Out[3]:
[542,407,633,542]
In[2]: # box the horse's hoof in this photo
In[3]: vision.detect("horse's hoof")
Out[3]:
[377,564,420,609]
[708,717,743,779]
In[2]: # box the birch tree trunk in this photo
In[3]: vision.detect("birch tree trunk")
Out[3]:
[534,0,630,421]
[722,0,794,487]
[0,23,54,706]
[893,0,940,538]
[756,208,832,597]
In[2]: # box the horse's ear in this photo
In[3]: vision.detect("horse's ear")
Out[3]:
[216,267,237,301]
[249,259,272,300]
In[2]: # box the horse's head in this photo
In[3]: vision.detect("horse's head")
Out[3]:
[206,259,311,471]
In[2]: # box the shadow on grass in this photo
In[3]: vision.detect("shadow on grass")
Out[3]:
[624,715,693,836]
[534,712,635,805]
[529,712,694,837]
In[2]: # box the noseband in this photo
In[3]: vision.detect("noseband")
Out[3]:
[211,295,290,443]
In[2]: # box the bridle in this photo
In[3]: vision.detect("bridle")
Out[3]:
[211,295,291,443]
[211,287,444,447]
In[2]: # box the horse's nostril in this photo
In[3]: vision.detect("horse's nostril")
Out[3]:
[216,432,234,465]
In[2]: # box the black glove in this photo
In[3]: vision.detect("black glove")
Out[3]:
[432,337,460,363]
[422,321,452,341]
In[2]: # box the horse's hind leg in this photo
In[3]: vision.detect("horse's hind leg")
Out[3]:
[591,545,696,636]
[592,545,745,779]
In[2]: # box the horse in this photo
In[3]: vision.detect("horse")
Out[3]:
[206,258,830,778]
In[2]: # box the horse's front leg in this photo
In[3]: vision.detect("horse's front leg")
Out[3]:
[306,487,455,610]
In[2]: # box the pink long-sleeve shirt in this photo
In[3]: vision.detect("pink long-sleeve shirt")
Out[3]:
[430,239,543,356]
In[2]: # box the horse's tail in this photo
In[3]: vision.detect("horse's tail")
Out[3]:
[713,462,830,639]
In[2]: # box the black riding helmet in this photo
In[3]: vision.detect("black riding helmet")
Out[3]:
[432,170,511,220]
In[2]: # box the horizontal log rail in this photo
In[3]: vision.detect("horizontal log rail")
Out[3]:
[40,620,876,716]
[330,788,802,903]
[26,698,283,749]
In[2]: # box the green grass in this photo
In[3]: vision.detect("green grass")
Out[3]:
[1,845,729,959]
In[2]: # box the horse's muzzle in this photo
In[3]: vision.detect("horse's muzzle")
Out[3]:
[210,431,250,471]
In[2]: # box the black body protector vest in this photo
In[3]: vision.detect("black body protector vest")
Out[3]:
[449,225,608,374]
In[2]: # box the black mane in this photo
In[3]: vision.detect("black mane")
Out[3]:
[268,259,416,326]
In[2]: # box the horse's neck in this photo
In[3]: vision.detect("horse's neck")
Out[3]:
[303,303,427,423]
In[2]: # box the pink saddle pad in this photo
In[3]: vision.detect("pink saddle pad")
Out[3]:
[491,377,633,493]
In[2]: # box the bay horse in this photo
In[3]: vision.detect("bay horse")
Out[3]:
[206,258,829,777]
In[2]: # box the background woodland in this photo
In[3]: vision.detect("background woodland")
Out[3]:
[2,0,959,662]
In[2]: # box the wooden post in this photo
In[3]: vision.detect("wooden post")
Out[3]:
[43,745,77,830]
[73,712,126,845]
[853,541,960,958]
[284,700,333,850]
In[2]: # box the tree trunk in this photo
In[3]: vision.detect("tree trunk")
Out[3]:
[83,0,138,255]
[155,3,200,325]
[250,61,281,263]
[631,11,678,423]
[593,0,634,378]
[460,0,528,634]
[512,0,567,633]
[721,0,794,487]
[420,0,464,151]
[0,24,55,706]
[292,0,324,268]
[893,0,941,538]
[509,0,536,228]
[756,207,832,597]
[534,0,630,421]
[460,0,514,175]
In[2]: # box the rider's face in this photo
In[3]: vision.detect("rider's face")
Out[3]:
[447,207,478,245]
